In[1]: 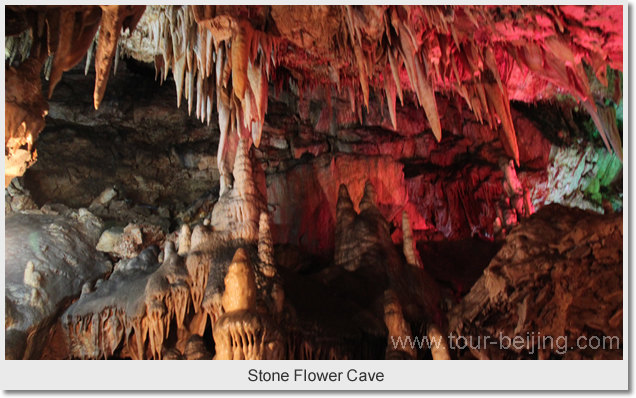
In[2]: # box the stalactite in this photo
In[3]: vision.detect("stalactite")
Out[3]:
[597,103,623,161]
[63,244,192,360]
[185,244,211,314]
[94,6,146,110]
[386,47,404,106]
[47,10,75,97]
[414,53,442,141]
[484,81,520,166]
[383,66,398,131]
[231,20,252,103]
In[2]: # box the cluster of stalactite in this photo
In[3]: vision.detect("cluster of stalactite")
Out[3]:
[5,5,623,188]
[146,6,280,192]
[5,5,146,188]
[143,5,622,179]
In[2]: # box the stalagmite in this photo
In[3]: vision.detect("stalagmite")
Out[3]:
[334,184,357,270]
[359,180,378,213]
[402,211,423,269]
[258,212,275,277]
[213,248,285,360]
[384,290,416,360]
[216,45,233,195]
[211,138,267,243]
[427,323,451,360]
[178,224,192,255]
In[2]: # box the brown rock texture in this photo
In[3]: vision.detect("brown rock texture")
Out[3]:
[449,204,623,360]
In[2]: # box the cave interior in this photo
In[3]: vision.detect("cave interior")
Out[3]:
[4,5,624,360]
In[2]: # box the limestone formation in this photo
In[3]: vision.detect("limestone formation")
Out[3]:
[384,290,416,360]
[5,58,48,187]
[5,210,111,359]
[402,211,423,269]
[449,204,623,360]
[5,5,623,186]
[331,180,448,358]
[184,139,278,334]
[3,5,624,364]
[335,181,400,273]
[177,224,192,255]
[96,223,166,259]
[213,248,285,360]
[210,138,268,243]
[63,244,192,360]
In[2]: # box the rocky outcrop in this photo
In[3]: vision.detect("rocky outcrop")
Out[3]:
[542,146,623,214]
[5,58,48,187]
[5,208,111,359]
[96,223,166,259]
[5,178,38,215]
[449,204,623,360]
[63,244,192,360]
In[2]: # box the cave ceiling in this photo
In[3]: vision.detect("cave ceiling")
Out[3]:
[5,5,624,187]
